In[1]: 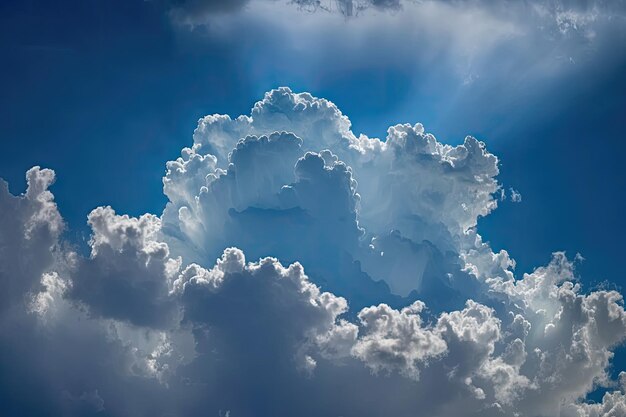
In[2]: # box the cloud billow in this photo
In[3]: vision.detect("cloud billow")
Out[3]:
[1,88,626,416]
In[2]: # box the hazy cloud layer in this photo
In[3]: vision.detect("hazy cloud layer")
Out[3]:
[171,0,626,72]
[1,89,626,416]
[167,0,626,141]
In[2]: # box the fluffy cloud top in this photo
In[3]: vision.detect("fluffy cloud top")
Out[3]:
[1,88,625,416]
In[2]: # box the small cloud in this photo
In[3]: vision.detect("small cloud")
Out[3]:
[509,187,522,203]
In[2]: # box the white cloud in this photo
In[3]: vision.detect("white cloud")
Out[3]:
[353,301,446,379]
[162,88,500,300]
[0,167,63,312]
[510,188,523,202]
[563,372,626,416]
[68,206,181,328]
[1,88,626,416]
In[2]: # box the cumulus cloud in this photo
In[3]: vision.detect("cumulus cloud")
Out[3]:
[352,301,446,379]
[563,372,626,416]
[174,248,354,375]
[0,171,188,416]
[162,87,498,303]
[0,167,63,312]
[68,206,181,328]
[1,88,626,416]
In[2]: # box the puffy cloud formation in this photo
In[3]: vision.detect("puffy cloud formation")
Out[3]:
[563,373,626,416]
[352,301,446,379]
[0,167,63,312]
[68,206,181,328]
[162,87,496,305]
[0,169,180,416]
[1,88,626,416]
[173,248,355,378]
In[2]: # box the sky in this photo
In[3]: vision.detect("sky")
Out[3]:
[1,0,626,416]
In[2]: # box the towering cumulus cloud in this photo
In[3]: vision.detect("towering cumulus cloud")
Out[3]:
[1,88,625,416]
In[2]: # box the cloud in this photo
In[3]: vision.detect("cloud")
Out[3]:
[1,88,626,416]
[169,0,404,24]
[352,301,446,379]
[0,179,182,416]
[174,247,355,374]
[170,0,626,73]
[0,167,63,312]
[563,372,626,416]
[170,0,625,25]
[510,187,523,202]
[162,87,499,302]
[68,206,181,328]
[167,0,626,147]
[180,87,500,244]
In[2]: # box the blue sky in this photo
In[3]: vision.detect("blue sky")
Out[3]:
[2,0,624,280]
[2,1,626,415]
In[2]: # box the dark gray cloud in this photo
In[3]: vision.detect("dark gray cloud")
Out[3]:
[169,0,403,23]
[68,207,180,328]
[170,0,250,16]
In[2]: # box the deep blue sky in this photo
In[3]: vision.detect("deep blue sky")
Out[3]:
[1,0,625,290]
